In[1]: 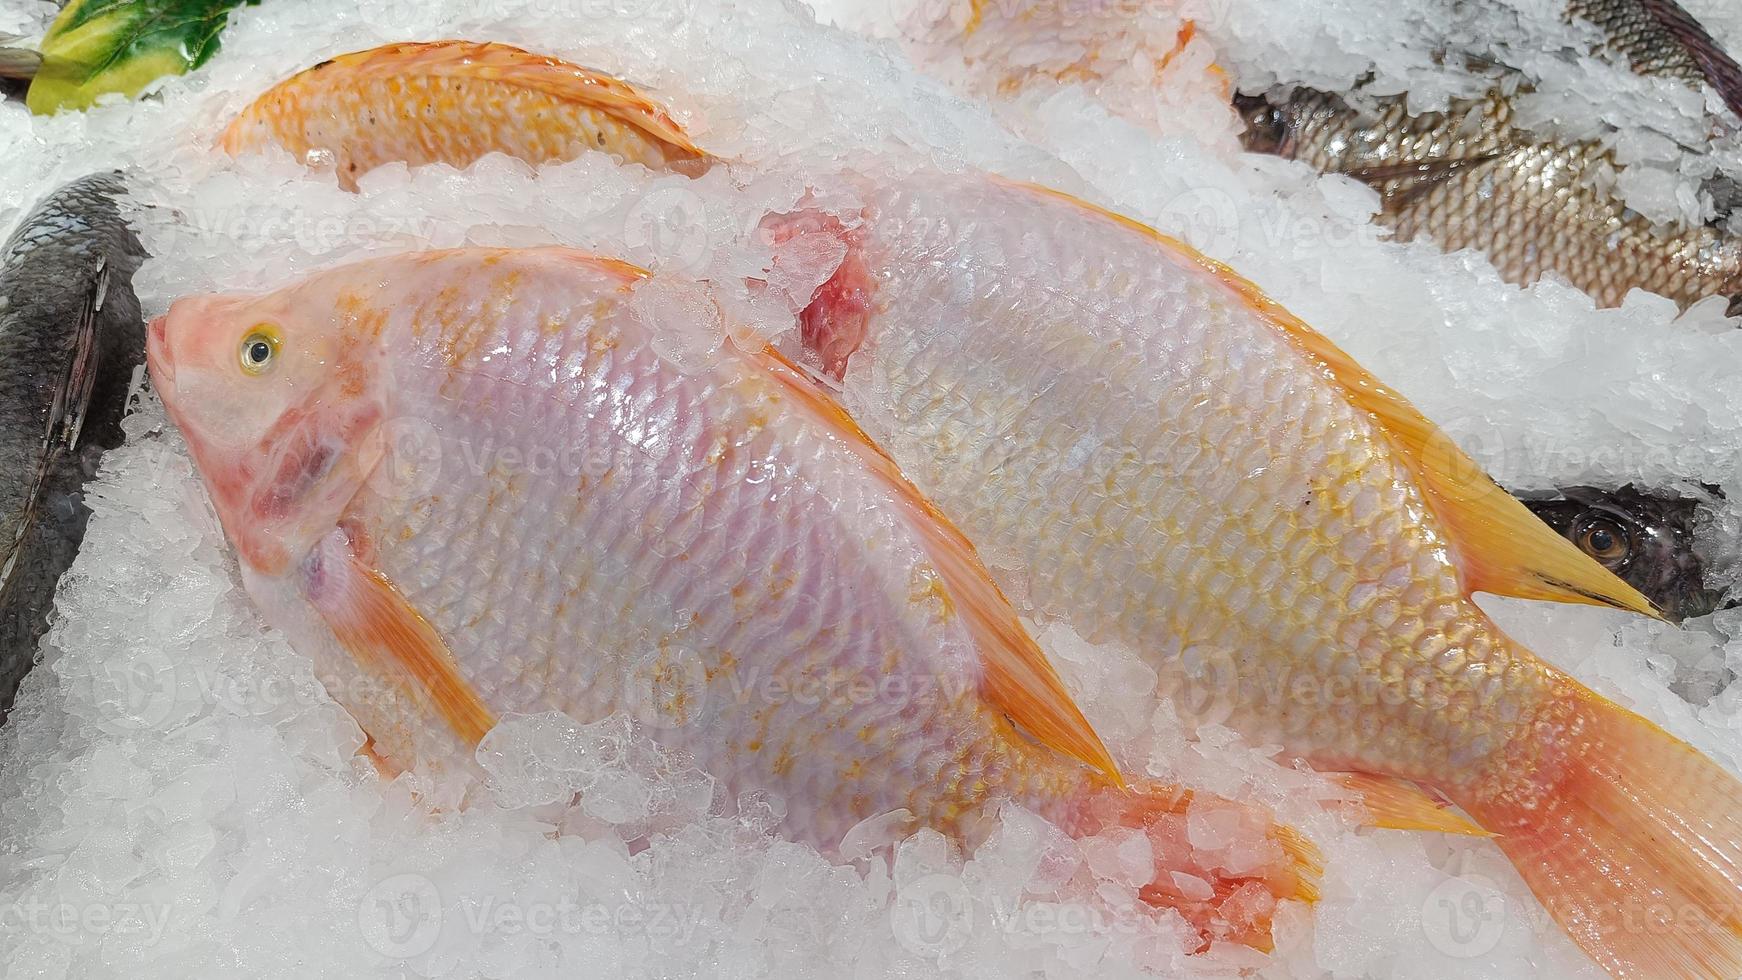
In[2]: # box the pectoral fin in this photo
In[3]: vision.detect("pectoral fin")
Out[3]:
[307,535,496,746]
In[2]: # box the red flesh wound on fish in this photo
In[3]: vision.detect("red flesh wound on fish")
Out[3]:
[762,209,873,381]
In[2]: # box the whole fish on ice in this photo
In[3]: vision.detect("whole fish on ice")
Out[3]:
[784,170,1742,978]
[220,41,708,189]
[0,172,144,723]
[147,247,1319,950]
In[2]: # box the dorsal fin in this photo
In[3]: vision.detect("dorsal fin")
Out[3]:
[754,343,1123,786]
[1012,179,1663,620]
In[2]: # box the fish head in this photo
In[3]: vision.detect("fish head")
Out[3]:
[148,276,392,578]
[1523,485,1726,622]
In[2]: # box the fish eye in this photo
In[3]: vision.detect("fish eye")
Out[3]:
[1575,516,1631,566]
[239,325,281,375]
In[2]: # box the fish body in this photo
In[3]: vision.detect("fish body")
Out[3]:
[1568,0,1742,113]
[797,171,1742,977]
[220,41,707,189]
[0,172,144,723]
[1237,85,1742,311]
[148,247,1316,946]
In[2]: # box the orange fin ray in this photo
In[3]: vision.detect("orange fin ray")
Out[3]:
[1330,771,1491,837]
[1008,179,1662,621]
[754,344,1122,786]
[1456,684,1742,979]
[309,535,496,747]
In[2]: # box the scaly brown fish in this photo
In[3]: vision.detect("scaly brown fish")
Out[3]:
[1237,83,1742,312]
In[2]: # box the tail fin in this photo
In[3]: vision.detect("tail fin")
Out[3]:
[1073,781,1321,953]
[1456,683,1742,978]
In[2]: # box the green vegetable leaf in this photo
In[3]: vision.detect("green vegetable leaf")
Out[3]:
[27,0,260,114]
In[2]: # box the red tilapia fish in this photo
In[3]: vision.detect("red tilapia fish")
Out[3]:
[219,41,709,189]
[145,247,1319,951]
[782,171,1742,979]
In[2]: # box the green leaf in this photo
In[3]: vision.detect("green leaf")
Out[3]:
[27,0,260,114]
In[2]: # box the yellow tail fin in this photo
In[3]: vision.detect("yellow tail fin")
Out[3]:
[1455,682,1742,978]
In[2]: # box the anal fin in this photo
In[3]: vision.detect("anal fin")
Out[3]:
[1331,771,1490,837]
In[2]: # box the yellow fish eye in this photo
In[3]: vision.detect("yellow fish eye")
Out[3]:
[239,325,281,375]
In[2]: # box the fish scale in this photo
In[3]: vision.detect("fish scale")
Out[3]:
[162,250,1080,843]
[804,171,1742,977]
[153,246,1325,948]
[848,176,1503,783]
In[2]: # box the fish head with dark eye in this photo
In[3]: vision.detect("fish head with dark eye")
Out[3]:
[147,282,390,578]
[1522,485,1724,622]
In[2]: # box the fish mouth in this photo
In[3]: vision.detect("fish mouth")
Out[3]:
[145,314,174,390]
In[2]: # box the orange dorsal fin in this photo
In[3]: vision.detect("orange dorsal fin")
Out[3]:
[1011,179,1662,621]
[754,343,1123,786]
[225,40,707,161]
[313,544,496,746]
[1331,771,1491,837]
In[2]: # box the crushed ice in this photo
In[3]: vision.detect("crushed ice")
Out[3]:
[3,0,1742,976]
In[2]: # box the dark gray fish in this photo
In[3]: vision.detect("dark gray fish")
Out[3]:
[1235,0,1742,313]
[1520,484,1727,621]
[0,173,145,723]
